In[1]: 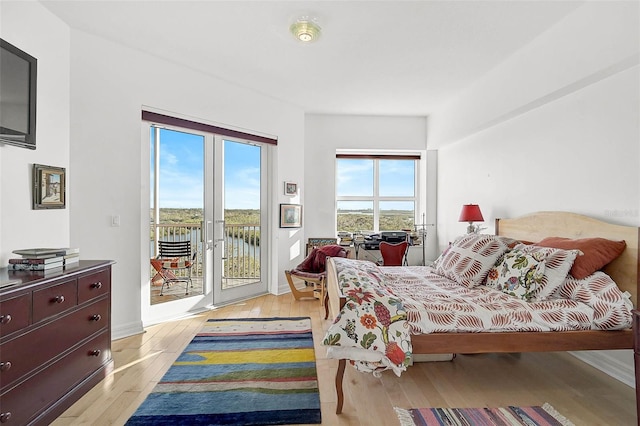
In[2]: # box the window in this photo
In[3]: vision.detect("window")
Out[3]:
[336,154,419,233]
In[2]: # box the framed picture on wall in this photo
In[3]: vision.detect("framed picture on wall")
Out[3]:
[280,204,302,228]
[284,181,298,196]
[33,164,66,209]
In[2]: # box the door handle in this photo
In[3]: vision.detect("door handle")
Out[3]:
[204,220,213,250]
[214,220,225,248]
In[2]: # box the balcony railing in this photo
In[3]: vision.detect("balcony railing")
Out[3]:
[150,222,260,280]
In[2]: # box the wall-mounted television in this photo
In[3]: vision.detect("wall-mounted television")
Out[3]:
[0,38,37,150]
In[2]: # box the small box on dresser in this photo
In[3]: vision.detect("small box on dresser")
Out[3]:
[0,260,114,425]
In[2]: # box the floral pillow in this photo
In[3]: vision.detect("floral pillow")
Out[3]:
[435,234,510,288]
[486,249,546,301]
[512,243,579,301]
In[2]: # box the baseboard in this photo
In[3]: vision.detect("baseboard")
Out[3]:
[570,349,635,388]
[112,320,144,340]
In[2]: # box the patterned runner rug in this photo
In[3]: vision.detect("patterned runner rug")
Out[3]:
[395,403,575,426]
[126,317,321,425]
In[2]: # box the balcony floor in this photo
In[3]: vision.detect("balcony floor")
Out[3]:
[151,276,259,305]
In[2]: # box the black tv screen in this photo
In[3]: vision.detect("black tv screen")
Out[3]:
[0,39,37,150]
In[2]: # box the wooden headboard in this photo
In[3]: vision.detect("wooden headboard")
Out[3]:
[496,211,640,308]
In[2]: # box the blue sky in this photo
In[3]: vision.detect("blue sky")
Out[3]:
[151,128,260,209]
[336,159,415,211]
[151,129,413,211]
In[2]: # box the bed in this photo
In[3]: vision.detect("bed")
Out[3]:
[324,211,639,414]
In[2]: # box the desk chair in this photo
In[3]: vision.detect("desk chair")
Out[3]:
[157,240,196,296]
[379,241,409,266]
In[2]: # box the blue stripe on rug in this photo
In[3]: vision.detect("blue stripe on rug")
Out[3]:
[160,362,317,381]
[126,409,322,426]
[131,391,320,415]
[126,317,321,426]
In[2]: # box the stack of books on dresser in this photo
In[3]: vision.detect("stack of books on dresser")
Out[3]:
[8,247,80,271]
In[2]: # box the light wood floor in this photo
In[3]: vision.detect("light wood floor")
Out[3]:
[52,293,636,425]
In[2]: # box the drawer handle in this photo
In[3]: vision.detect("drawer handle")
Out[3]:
[53,295,65,304]
[0,314,11,325]
[91,282,103,289]
[89,349,101,357]
[0,361,11,372]
[0,412,11,423]
[90,314,102,322]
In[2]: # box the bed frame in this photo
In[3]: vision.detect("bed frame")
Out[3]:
[326,211,640,414]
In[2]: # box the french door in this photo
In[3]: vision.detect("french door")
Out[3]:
[210,137,268,304]
[145,124,268,322]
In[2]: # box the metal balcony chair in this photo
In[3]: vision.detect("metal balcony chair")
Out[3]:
[379,241,409,266]
[157,240,196,296]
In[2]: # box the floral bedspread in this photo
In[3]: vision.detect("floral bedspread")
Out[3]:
[322,258,412,376]
[322,257,631,377]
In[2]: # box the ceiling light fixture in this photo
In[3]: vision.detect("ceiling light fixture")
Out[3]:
[290,17,321,43]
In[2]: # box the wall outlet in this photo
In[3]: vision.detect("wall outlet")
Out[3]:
[111,215,120,227]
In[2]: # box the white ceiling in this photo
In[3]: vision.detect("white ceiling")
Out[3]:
[40,0,583,116]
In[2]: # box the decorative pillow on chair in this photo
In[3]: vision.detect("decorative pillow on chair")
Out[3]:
[435,234,510,288]
[535,237,626,279]
[296,248,319,272]
[314,245,348,271]
[513,244,580,300]
[486,249,546,301]
[296,245,347,274]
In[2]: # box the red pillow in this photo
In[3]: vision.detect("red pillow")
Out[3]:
[535,237,626,279]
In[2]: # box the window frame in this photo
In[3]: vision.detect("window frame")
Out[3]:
[335,152,421,233]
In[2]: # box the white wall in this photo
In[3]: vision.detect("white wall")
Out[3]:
[430,1,639,387]
[68,31,305,336]
[302,114,439,274]
[0,1,306,339]
[0,2,70,260]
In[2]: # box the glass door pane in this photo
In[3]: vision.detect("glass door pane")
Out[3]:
[213,138,267,304]
[149,127,205,304]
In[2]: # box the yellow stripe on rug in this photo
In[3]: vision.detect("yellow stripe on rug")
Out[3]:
[175,347,316,365]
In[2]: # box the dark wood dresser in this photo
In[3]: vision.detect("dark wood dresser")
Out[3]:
[0,260,114,425]
[634,309,640,425]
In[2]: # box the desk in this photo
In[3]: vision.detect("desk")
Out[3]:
[354,245,425,266]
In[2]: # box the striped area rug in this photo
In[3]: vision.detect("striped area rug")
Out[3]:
[126,317,321,425]
[395,403,575,426]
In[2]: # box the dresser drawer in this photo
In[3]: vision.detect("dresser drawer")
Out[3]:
[32,277,77,323]
[0,330,110,426]
[0,293,31,338]
[0,296,109,392]
[78,268,111,304]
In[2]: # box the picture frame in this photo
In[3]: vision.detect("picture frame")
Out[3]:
[33,164,66,209]
[284,181,298,196]
[280,203,302,228]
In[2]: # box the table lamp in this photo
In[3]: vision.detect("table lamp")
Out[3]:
[459,204,484,234]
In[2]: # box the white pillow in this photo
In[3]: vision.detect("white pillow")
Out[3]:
[435,234,510,288]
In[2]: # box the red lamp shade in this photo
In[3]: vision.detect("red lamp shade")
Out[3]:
[459,204,484,223]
